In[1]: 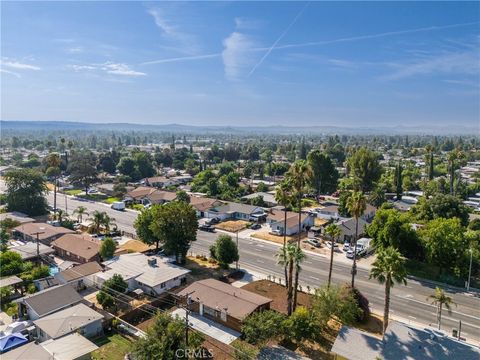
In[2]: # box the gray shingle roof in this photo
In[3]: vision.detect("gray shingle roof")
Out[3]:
[18,284,82,317]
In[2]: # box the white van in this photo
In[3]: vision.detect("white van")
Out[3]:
[111,201,126,211]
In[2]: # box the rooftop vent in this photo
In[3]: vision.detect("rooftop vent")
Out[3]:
[148,258,157,267]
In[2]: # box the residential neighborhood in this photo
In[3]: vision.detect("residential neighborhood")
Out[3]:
[1,1,480,359]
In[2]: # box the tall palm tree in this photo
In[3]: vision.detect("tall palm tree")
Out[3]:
[370,247,407,334]
[276,243,297,315]
[285,161,312,312]
[73,206,89,223]
[346,191,367,288]
[55,209,66,223]
[325,223,341,288]
[285,160,312,247]
[45,152,61,215]
[275,179,294,288]
[428,287,456,330]
[291,245,306,312]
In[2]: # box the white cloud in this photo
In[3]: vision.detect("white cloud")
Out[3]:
[67,46,84,54]
[0,68,21,78]
[67,62,146,77]
[1,58,41,70]
[383,47,479,80]
[147,7,197,54]
[101,62,146,77]
[222,32,256,81]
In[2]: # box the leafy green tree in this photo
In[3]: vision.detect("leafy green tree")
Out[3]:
[347,148,383,192]
[307,150,339,195]
[367,208,422,259]
[285,306,317,342]
[370,247,407,334]
[68,150,98,194]
[0,251,24,276]
[96,291,115,310]
[420,217,468,276]
[134,151,155,179]
[104,273,128,293]
[468,218,480,231]
[151,201,198,264]
[4,169,48,216]
[427,287,456,330]
[210,234,239,268]
[346,191,367,287]
[31,265,50,280]
[175,190,190,203]
[100,237,117,259]
[117,157,136,179]
[242,310,286,345]
[0,228,9,252]
[134,207,163,251]
[414,193,469,227]
[368,184,386,208]
[132,311,204,360]
[325,223,342,287]
[447,149,466,195]
[312,285,361,329]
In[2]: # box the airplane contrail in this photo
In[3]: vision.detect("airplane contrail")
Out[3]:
[247,2,310,77]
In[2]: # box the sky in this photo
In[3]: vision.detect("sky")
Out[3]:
[1,1,479,128]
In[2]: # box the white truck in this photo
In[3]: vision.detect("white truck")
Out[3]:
[111,201,126,211]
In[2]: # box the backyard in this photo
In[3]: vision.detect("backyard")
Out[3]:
[92,332,134,360]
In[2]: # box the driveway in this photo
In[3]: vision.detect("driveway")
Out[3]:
[171,308,240,344]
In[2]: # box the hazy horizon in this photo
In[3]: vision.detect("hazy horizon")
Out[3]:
[1,1,479,128]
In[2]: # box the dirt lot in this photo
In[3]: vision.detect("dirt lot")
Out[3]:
[215,220,250,232]
[241,280,312,314]
[118,239,152,253]
[251,231,304,245]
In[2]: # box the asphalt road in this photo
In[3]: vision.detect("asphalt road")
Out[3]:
[48,192,480,344]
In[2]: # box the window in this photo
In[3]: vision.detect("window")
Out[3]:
[204,306,218,318]
[161,282,166,288]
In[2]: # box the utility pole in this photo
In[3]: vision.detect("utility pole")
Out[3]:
[458,320,462,340]
[236,229,239,270]
[184,292,194,346]
[31,229,45,266]
[467,249,473,291]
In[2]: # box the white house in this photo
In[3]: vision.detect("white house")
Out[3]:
[206,202,265,221]
[93,253,190,296]
[266,209,314,236]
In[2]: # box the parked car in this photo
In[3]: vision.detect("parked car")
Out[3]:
[206,217,220,225]
[326,241,338,249]
[343,242,350,251]
[87,188,98,194]
[199,224,216,232]
[250,223,261,230]
[307,238,321,248]
[346,250,354,259]
[269,229,282,236]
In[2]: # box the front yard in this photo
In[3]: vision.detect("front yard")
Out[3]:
[215,220,250,232]
[92,332,135,360]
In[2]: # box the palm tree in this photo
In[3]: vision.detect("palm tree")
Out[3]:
[276,243,297,315]
[275,179,294,288]
[102,214,116,233]
[73,206,89,223]
[88,210,105,234]
[285,160,312,312]
[325,223,341,288]
[370,247,407,334]
[346,191,367,288]
[291,245,306,312]
[45,152,61,215]
[55,209,66,223]
[428,287,456,330]
[285,160,312,247]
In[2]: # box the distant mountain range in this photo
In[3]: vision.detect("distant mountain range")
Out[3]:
[0,120,476,135]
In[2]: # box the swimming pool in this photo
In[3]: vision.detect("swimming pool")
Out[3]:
[48,265,59,276]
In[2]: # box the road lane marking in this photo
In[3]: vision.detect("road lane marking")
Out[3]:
[256,259,265,263]
[309,276,320,281]
[408,316,417,320]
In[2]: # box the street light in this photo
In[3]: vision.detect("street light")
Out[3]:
[467,248,473,291]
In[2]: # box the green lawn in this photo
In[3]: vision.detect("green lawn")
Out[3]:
[64,189,83,196]
[105,197,121,204]
[92,332,134,360]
